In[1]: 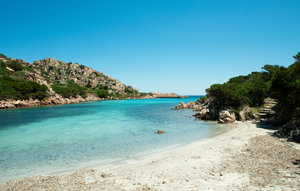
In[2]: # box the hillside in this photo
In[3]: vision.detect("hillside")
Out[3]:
[0,53,144,108]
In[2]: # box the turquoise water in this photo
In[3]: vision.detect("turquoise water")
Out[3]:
[0,96,231,183]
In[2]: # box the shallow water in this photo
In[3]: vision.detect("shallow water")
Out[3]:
[0,96,231,183]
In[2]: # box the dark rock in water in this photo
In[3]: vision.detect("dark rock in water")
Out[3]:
[157,130,165,134]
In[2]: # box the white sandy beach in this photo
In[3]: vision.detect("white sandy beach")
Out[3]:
[1,122,300,191]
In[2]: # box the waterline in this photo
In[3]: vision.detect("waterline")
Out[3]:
[0,97,230,183]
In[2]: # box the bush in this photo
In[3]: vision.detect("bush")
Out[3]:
[205,52,300,124]
[52,80,87,98]
[95,72,101,77]
[206,83,248,108]
[206,67,272,109]
[125,86,138,94]
[8,60,24,71]
[97,84,108,89]
[95,89,110,98]
[0,75,48,100]
[24,66,34,72]
[0,62,10,75]
[270,53,300,122]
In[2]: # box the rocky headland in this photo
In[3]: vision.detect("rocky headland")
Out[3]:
[173,52,300,143]
[173,97,275,124]
[173,97,300,143]
[0,53,182,109]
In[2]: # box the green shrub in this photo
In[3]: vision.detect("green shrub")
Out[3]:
[8,60,23,71]
[16,71,25,78]
[0,62,10,75]
[198,96,208,102]
[24,66,34,72]
[206,67,273,108]
[270,53,300,122]
[95,72,101,77]
[205,52,300,124]
[96,84,108,89]
[52,80,87,98]
[0,53,7,59]
[65,69,71,75]
[0,75,48,100]
[125,86,138,94]
[95,89,110,98]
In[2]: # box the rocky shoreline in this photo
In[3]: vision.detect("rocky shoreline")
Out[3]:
[172,98,263,123]
[0,92,182,110]
[0,94,100,110]
[173,97,300,143]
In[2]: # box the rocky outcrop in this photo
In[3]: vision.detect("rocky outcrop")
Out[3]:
[173,101,197,109]
[218,110,236,123]
[174,97,278,123]
[32,58,129,93]
[0,94,102,109]
[0,54,148,109]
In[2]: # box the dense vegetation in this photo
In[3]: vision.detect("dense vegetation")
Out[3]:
[125,86,138,94]
[206,69,272,108]
[52,80,87,98]
[205,52,300,125]
[0,75,48,100]
[94,88,110,98]
[270,53,300,123]
[0,60,49,100]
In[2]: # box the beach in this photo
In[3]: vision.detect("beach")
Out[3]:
[1,121,299,190]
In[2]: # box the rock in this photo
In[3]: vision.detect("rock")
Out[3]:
[0,102,5,109]
[173,101,196,110]
[219,110,236,123]
[4,102,15,108]
[239,111,246,121]
[13,100,21,106]
[291,130,300,143]
[193,104,202,110]
[157,130,165,134]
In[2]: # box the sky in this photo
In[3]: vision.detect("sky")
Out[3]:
[1,0,299,95]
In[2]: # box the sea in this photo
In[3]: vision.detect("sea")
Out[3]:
[0,96,232,183]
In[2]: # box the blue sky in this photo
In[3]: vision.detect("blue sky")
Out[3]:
[1,0,299,95]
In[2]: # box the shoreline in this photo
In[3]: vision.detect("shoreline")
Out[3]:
[1,121,299,190]
[0,120,230,184]
[0,94,189,110]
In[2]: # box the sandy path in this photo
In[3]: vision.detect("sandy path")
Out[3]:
[1,122,299,190]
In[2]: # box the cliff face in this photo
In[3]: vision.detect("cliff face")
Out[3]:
[0,54,139,109]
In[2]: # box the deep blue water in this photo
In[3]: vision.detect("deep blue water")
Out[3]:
[0,96,231,183]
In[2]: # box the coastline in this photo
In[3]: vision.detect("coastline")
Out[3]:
[1,121,299,190]
[0,93,185,110]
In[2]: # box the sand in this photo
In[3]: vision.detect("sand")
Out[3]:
[1,122,300,191]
